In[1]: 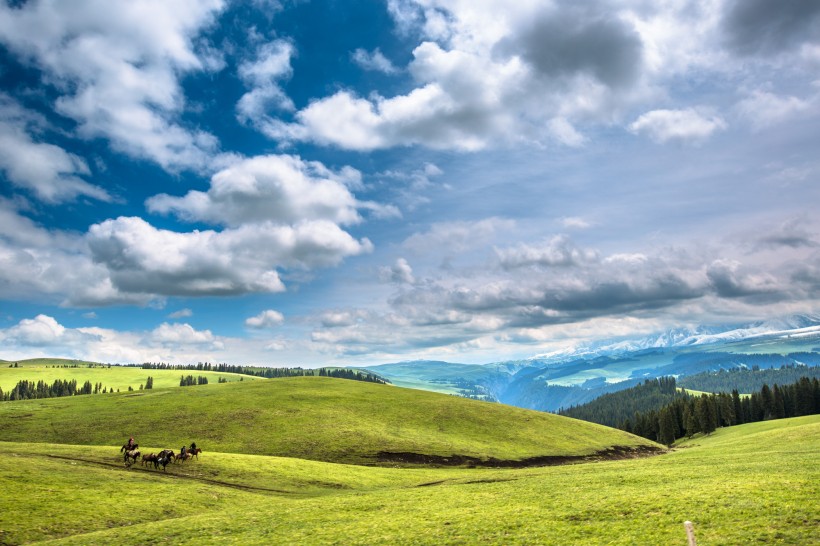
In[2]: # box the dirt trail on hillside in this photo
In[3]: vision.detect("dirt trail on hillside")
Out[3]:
[43,453,297,495]
[376,445,666,468]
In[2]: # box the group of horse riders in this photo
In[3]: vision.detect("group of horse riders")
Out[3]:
[122,436,200,469]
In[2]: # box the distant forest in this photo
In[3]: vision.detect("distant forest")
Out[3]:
[678,364,820,393]
[561,375,820,446]
[135,362,390,385]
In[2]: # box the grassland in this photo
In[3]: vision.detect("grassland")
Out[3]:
[0,377,655,464]
[0,415,816,544]
[0,358,253,392]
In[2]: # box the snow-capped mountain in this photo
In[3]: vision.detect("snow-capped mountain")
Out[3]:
[531,313,820,363]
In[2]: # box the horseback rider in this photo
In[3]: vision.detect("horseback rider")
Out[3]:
[181,444,187,458]
[126,436,135,450]
[190,441,197,452]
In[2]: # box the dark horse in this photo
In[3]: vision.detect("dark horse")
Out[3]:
[155,451,173,471]
[188,447,202,459]
[123,449,140,466]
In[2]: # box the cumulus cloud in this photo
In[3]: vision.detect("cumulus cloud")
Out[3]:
[629,108,727,144]
[380,258,415,284]
[237,39,295,126]
[0,315,236,363]
[147,154,363,227]
[0,95,110,203]
[496,235,599,270]
[352,48,399,74]
[0,0,225,172]
[0,201,152,307]
[151,322,219,347]
[245,309,285,329]
[87,216,372,298]
[736,90,812,130]
[265,0,658,151]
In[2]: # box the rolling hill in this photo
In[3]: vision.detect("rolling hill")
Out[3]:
[0,376,658,466]
[1,414,816,544]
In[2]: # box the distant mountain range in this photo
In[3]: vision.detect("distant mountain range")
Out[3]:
[364,314,820,412]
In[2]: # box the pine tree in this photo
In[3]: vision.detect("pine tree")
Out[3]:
[683,403,698,438]
[658,406,679,445]
[696,395,717,435]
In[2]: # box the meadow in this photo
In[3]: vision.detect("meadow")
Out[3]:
[0,358,253,392]
[0,373,817,544]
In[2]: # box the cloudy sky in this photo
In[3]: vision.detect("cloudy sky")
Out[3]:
[0,0,819,366]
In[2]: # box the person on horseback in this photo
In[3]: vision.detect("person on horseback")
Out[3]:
[190,441,197,452]
[180,444,187,458]
[127,436,135,450]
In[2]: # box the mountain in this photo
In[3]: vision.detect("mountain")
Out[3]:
[363,314,820,412]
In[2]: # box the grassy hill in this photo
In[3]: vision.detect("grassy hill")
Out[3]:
[0,357,254,392]
[0,376,657,465]
[0,415,816,544]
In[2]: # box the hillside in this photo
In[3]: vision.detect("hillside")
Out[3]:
[0,357,254,392]
[1,415,816,544]
[0,376,657,466]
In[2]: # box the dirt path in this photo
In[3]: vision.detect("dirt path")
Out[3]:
[44,453,297,495]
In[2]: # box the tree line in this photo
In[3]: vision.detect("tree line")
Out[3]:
[1,377,154,401]
[678,364,820,394]
[626,376,820,445]
[136,362,389,384]
[559,377,685,429]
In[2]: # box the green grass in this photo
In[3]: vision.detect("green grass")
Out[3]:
[0,377,655,464]
[0,416,816,545]
[0,359,254,392]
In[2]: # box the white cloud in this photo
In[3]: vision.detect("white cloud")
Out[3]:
[150,322,218,347]
[147,154,363,227]
[0,0,226,172]
[168,308,193,319]
[735,90,812,131]
[0,95,110,203]
[496,235,599,269]
[237,39,295,125]
[404,218,516,255]
[87,216,372,298]
[351,48,399,74]
[380,258,415,284]
[245,309,285,329]
[629,108,727,144]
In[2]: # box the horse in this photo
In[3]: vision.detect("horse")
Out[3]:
[141,453,158,467]
[155,452,172,471]
[174,452,192,463]
[123,449,140,466]
[189,447,202,459]
[120,442,138,453]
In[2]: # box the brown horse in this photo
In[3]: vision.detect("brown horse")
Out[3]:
[124,449,140,466]
[120,442,138,453]
[141,453,158,466]
[189,447,202,459]
[174,452,192,463]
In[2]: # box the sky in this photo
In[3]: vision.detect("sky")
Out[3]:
[0,0,819,367]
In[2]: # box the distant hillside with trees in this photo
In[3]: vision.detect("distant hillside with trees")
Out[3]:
[559,377,685,429]
[562,375,820,446]
[678,363,820,393]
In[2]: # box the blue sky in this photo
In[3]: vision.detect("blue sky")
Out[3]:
[0,0,819,366]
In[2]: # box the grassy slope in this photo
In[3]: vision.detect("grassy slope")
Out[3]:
[0,359,254,392]
[0,416,816,545]
[0,377,654,464]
